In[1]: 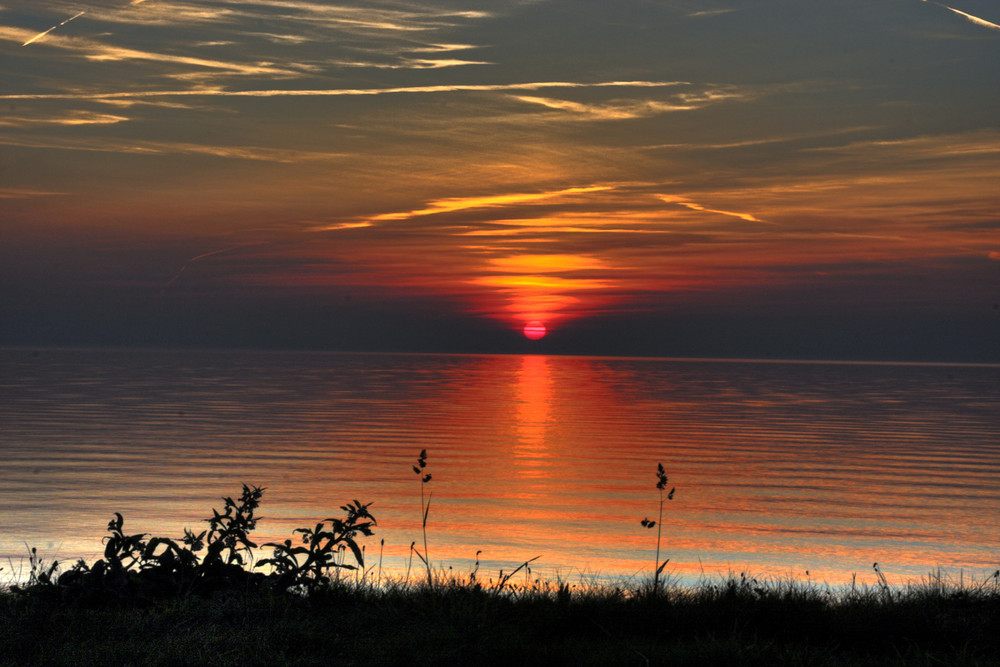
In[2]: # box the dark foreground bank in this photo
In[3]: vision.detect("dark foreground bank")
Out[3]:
[3,576,1000,667]
[3,483,997,665]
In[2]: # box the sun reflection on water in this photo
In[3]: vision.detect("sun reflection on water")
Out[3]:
[512,355,554,478]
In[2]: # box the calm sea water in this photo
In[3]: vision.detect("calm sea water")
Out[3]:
[2,348,998,587]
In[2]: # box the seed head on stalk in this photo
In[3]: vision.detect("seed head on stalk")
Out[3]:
[641,462,674,594]
[412,449,433,586]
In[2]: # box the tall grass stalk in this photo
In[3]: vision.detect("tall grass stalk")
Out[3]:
[640,462,674,594]
[412,449,433,587]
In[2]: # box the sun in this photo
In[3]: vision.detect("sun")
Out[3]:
[523,321,547,340]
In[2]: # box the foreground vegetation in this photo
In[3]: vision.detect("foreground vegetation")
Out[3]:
[2,468,998,665]
[3,571,999,666]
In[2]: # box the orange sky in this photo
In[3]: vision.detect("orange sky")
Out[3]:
[2,0,998,358]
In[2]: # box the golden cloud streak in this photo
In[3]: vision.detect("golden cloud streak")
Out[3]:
[3,25,300,77]
[0,81,688,102]
[0,133,346,162]
[471,275,611,291]
[0,111,130,127]
[369,186,614,223]
[512,96,697,119]
[488,254,608,273]
[657,195,769,224]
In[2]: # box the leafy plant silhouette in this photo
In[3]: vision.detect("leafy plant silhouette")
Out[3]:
[257,499,376,593]
[412,449,433,586]
[23,484,376,603]
[640,462,675,594]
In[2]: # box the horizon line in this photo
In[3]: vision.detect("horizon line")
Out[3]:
[3,344,998,369]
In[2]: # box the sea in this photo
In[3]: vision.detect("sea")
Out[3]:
[2,348,998,588]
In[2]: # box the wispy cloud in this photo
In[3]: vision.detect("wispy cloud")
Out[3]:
[688,9,738,18]
[331,57,492,69]
[0,110,130,127]
[642,126,885,151]
[813,132,1000,158]
[0,188,70,199]
[365,186,614,223]
[510,85,748,120]
[512,96,699,120]
[657,195,770,224]
[310,221,373,232]
[0,133,348,162]
[0,80,688,102]
[2,26,303,77]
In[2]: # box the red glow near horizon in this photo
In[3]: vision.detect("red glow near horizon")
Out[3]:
[523,321,547,340]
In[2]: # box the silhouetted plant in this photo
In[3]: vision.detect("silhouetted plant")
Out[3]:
[21,546,59,588]
[199,484,263,568]
[412,449,433,586]
[873,562,895,601]
[257,499,376,592]
[495,556,541,593]
[469,550,482,587]
[640,462,674,594]
[104,512,149,573]
[48,486,267,601]
[17,484,376,603]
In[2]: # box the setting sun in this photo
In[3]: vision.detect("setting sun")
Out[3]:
[523,321,547,340]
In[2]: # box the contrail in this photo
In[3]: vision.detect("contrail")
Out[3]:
[922,0,1000,32]
[159,244,264,294]
[22,10,86,46]
[939,4,1000,31]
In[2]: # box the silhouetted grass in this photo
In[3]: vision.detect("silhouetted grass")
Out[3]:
[2,475,999,665]
[3,569,999,666]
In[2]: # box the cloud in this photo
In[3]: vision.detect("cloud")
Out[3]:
[1,25,303,77]
[366,186,615,223]
[813,131,1000,158]
[511,96,699,120]
[657,195,769,224]
[333,57,492,69]
[471,275,611,291]
[413,43,479,53]
[688,9,738,18]
[642,126,885,151]
[0,80,688,102]
[0,133,347,162]
[0,188,70,199]
[84,0,491,31]
[509,85,748,121]
[310,222,373,232]
[488,254,609,273]
[0,111,130,127]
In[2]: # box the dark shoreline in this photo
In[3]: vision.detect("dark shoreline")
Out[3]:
[4,573,999,666]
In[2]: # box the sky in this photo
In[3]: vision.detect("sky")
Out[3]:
[1,0,998,360]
